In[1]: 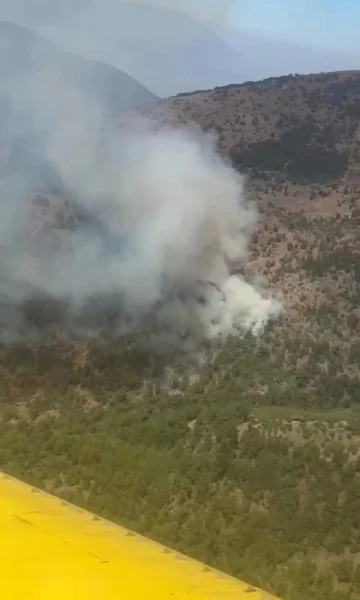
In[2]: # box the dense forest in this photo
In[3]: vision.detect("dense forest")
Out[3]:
[0,294,360,600]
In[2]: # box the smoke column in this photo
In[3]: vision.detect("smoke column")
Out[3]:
[0,23,282,350]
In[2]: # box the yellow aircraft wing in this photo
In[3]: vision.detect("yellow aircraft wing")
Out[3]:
[0,472,281,599]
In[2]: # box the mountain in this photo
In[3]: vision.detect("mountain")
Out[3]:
[0,19,158,114]
[1,1,359,96]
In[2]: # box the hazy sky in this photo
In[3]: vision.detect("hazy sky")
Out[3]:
[143,0,358,52]
[1,0,357,54]
[229,0,358,50]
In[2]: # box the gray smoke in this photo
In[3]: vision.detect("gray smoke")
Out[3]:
[0,26,282,351]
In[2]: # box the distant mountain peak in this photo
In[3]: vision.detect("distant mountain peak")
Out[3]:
[0,18,158,107]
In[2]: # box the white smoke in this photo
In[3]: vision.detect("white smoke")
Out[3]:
[0,23,283,351]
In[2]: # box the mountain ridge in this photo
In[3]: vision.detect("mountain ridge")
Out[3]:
[147,69,360,188]
[0,19,158,111]
[2,1,359,96]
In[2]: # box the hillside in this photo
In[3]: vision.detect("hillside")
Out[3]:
[147,70,360,348]
[154,71,360,184]
[0,70,360,600]
[151,71,360,389]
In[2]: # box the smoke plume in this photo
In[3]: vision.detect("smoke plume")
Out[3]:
[0,23,282,351]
